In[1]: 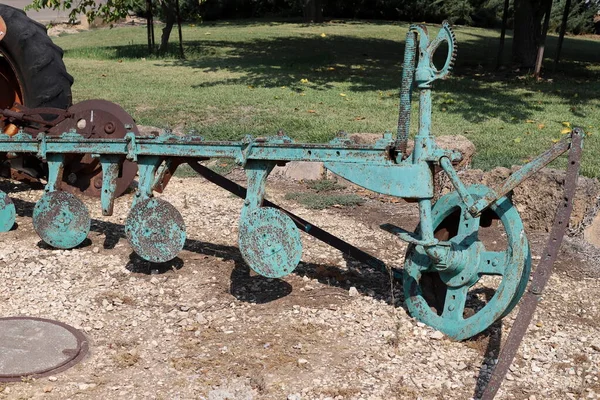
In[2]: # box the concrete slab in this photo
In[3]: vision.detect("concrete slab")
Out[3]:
[0,317,88,381]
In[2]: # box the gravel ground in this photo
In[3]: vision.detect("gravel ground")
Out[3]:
[0,175,599,400]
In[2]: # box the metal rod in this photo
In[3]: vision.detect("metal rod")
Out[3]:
[0,136,396,164]
[186,161,386,271]
[439,156,476,211]
[481,128,584,399]
[474,135,572,213]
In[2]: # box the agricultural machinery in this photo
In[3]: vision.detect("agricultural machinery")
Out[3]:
[0,5,586,398]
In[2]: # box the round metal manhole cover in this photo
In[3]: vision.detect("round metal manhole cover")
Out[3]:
[0,317,88,382]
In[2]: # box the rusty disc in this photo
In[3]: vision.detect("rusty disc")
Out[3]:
[33,191,91,249]
[50,100,139,198]
[0,189,15,232]
[125,198,186,263]
[0,317,88,382]
[238,207,302,279]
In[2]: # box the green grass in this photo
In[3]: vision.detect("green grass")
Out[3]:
[284,192,365,209]
[53,20,600,177]
[305,179,345,192]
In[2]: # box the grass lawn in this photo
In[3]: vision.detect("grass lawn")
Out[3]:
[53,20,600,177]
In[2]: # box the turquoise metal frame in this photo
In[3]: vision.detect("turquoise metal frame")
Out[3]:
[0,22,585,340]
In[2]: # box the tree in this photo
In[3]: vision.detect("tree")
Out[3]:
[512,0,549,68]
[26,0,190,55]
[511,0,598,68]
[27,0,138,26]
[302,0,323,23]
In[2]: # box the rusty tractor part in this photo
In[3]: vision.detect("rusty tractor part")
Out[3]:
[1,100,139,198]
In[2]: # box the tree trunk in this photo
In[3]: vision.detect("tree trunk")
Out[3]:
[159,0,176,54]
[303,0,322,23]
[314,0,323,23]
[512,0,545,68]
[303,0,315,23]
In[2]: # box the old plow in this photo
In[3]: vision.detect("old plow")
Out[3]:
[0,13,586,398]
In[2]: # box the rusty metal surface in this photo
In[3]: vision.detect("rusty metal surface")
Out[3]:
[32,191,91,249]
[239,207,302,278]
[0,316,88,382]
[1,100,139,198]
[53,100,139,198]
[481,129,584,399]
[152,158,187,193]
[1,105,71,131]
[125,197,186,263]
[0,189,15,232]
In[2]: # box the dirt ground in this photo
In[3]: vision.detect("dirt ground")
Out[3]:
[0,173,599,400]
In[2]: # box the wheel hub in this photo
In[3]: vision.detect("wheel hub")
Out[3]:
[429,240,484,288]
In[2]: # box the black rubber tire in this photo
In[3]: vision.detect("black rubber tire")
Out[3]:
[0,4,73,110]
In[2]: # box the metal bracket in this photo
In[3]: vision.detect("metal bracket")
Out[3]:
[44,154,65,193]
[132,156,162,209]
[241,160,276,216]
[99,155,122,216]
[36,133,48,161]
[236,136,256,167]
[125,132,139,162]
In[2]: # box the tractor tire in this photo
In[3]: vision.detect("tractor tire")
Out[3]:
[0,4,73,117]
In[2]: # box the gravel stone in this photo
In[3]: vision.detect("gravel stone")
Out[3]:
[0,176,598,399]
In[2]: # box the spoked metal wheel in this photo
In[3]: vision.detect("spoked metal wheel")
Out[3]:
[404,184,531,340]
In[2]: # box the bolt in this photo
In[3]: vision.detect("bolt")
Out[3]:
[76,119,87,130]
[448,304,455,311]
[104,122,116,134]
[67,173,78,184]
[94,177,103,189]
[492,259,498,267]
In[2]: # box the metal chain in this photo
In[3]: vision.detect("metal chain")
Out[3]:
[480,129,584,399]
